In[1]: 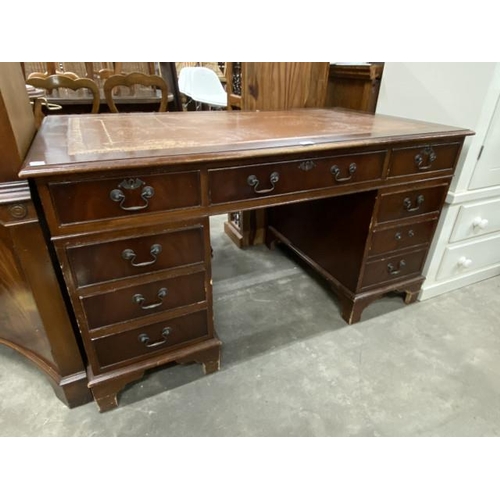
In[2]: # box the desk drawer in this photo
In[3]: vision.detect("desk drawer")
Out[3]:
[377,184,448,224]
[66,226,205,287]
[450,197,500,243]
[361,248,427,289]
[437,232,500,280]
[389,142,461,178]
[82,271,206,330]
[369,218,438,256]
[93,309,209,369]
[49,170,201,225]
[208,151,385,204]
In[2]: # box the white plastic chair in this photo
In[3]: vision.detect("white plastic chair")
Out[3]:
[178,67,227,110]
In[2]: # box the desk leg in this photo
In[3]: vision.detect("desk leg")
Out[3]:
[397,279,425,305]
[87,337,222,412]
[340,295,375,325]
[177,341,221,375]
[340,277,426,324]
[89,369,145,413]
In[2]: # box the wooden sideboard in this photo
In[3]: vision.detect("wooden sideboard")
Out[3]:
[0,63,91,408]
[19,109,472,412]
[325,63,384,113]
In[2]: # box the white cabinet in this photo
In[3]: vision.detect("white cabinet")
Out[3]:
[376,63,500,300]
[469,93,500,189]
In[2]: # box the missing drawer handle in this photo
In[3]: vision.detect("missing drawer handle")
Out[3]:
[138,327,172,348]
[414,146,437,170]
[132,287,168,310]
[331,163,357,182]
[395,229,415,241]
[403,194,425,212]
[247,172,279,194]
[298,160,316,171]
[122,244,162,267]
[387,260,406,275]
[110,178,155,211]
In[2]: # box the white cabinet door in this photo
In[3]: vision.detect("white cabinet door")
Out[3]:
[469,93,500,189]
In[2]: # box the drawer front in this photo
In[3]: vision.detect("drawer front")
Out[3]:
[82,271,206,330]
[389,142,461,178]
[209,151,386,204]
[437,233,500,280]
[49,170,201,225]
[93,309,209,369]
[67,226,205,288]
[450,197,500,243]
[377,184,448,224]
[369,218,438,256]
[361,249,428,288]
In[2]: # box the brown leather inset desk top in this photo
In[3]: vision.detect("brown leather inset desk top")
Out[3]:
[20,108,473,178]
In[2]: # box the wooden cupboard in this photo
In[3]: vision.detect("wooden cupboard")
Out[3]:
[0,62,91,408]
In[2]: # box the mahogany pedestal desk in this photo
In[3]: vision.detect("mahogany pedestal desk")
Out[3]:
[19,109,472,412]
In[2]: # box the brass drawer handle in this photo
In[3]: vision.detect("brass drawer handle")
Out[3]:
[110,178,155,211]
[403,194,425,212]
[247,172,280,194]
[331,163,357,182]
[387,260,406,275]
[414,146,437,170]
[122,244,162,267]
[132,287,168,310]
[138,327,172,348]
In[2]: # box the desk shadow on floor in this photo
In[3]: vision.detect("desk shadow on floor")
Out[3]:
[117,236,409,409]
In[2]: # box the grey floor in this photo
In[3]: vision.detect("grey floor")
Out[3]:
[1,214,499,436]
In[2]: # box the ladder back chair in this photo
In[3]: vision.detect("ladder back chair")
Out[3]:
[26,73,101,113]
[103,71,169,112]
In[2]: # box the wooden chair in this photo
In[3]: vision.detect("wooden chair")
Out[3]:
[103,72,169,112]
[26,74,100,113]
[115,63,156,75]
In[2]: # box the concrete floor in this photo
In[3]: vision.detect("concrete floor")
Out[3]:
[1,214,499,436]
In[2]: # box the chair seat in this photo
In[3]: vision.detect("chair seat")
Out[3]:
[188,92,227,107]
[178,67,227,108]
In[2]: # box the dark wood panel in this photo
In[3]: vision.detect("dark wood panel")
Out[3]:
[389,142,461,178]
[66,225,205,287]
[377,184,449,224]
[82,271,206,330]
[267,192,377,291]
[93,309,210,370]
[49,170,201,225]
[209,151,385,205]
[0,223,55,363]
